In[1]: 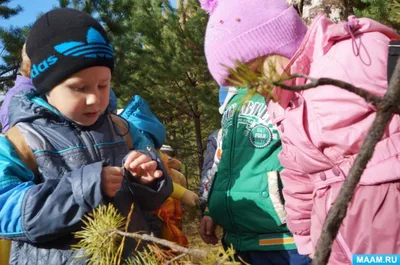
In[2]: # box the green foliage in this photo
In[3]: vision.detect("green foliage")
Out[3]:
[73,204,126,265]
[0,0,22,19]
[353,0,400,30]
[0,0,26,91]
[129,247,160,265]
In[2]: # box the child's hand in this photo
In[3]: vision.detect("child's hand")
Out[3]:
[101,166,123,197]
[200,216,218,245]
[124,151,163,184]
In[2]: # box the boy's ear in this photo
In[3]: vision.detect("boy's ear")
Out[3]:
[19,43,31,78]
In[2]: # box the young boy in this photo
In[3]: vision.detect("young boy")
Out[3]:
[0,8,172,265]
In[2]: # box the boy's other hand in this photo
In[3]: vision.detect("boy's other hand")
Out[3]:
[101,166,123,197]
[124,151,163,184]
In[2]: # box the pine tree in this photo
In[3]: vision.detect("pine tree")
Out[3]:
[353,0,400,30]
[0,0,23,90]
[0,26,29,91]
[0,0,22,19]
[0,0,26,91]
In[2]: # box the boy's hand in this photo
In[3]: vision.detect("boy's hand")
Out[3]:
[101,166,123,197]
[124,151,163,184]
[200,216,218,245]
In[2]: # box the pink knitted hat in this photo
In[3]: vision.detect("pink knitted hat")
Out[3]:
[201,0,307,85]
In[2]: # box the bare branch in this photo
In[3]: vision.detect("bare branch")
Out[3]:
[114,230,207,257]
[312,57,400,265]
[0,65,18,77]
[143,80,194,117]
[0,74,17,83]
[275,74,376,103]
[313,110,392,265]
[185,72,196,87]
[173,79,198,116]
[274,74,400,115]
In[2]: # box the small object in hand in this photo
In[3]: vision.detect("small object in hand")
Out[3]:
[122,166,136,195]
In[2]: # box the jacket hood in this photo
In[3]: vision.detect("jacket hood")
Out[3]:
[9,90,57,128]
[275,14,400,108]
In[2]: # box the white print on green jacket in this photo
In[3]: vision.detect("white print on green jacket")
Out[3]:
[222,99,280,149]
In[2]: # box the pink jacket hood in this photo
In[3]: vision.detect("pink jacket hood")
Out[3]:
[276,14,399,108]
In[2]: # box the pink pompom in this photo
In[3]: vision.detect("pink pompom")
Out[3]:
[200,0,218,14]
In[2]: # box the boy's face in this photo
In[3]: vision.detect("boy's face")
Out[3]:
[47,66,111,126]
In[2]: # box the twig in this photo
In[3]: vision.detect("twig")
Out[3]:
[275,74,380,105]
[163,253,187,265]
[114,203,135,265]
[312,55,400,265]
[115,230,207,257]
[174,79,198,117]
[274,74,400,115]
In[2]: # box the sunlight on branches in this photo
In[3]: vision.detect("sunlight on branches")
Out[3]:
[73,204,244,265]
[73,204,126,265]
[225,56,291,102]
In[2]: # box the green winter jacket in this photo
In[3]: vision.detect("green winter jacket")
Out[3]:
[206,89,297,252]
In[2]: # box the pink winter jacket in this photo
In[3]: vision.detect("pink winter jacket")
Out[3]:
[268,14,400,264]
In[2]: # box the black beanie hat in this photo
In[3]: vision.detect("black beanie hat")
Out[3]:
[26,8,114,94]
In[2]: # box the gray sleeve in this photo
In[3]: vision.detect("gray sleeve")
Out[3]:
[19,162,104,243]
[199,131,218,199]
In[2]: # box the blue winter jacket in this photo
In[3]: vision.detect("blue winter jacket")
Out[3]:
[0,90,172,265]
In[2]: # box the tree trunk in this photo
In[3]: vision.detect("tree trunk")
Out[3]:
[193,114,204,178]
[176,0,188,26]
[286,0,352,24]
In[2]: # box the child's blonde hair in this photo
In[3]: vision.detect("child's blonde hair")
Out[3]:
[19,43,31,78]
